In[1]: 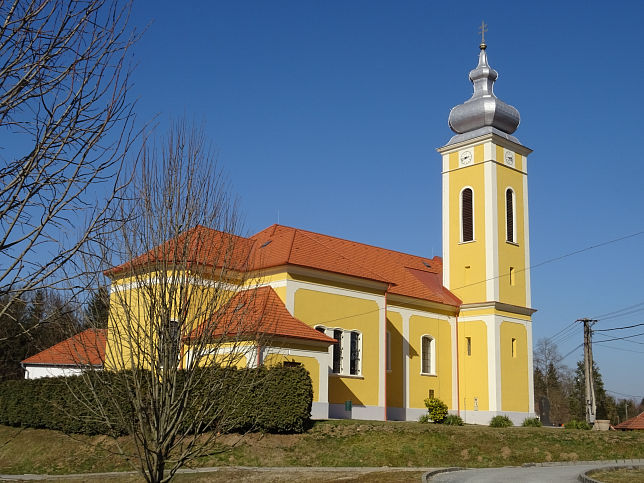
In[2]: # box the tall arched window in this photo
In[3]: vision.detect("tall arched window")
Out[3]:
[421,335,435,374]
[506,188,515,243]
[461,188,473,242]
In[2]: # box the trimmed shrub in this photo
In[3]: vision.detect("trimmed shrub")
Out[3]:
[443,414,464,426]
[0,365,312,435]
[423,397,448,423]
[564,419,591,430]
[489,415,513,427]
[521,417,542,427]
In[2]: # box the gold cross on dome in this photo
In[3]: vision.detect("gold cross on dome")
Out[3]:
[479,21,487,44]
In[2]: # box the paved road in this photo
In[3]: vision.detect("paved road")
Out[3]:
[429,460,644,482]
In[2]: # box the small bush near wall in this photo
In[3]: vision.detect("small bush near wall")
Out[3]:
[0,365,312,435]
[443,414,464,426]
[522,417,542,427]
[564,420,591,430]
[424,397,448,423]
[489,415,513,427]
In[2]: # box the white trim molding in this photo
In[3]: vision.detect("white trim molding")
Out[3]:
[484,154,499,302]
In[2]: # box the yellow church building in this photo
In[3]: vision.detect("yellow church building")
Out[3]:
[24,42,536,425]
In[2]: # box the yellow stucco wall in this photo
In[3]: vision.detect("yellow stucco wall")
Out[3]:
[294,288,380,407]
[500,321,529,412]
[495,144,524,172]
[458,320,488,411]
[448,161,487,304]
[408,314,452,409]
[496,156,528,307]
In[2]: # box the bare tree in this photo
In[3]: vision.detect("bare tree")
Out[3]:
[534,338,563,375]
[77,121,275,483]
[533,338,573,425]
[0,0,139,338]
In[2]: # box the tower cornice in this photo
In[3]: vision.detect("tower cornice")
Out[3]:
[437,131,532,157]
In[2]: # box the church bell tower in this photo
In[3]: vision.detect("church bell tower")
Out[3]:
[438,36,536,423]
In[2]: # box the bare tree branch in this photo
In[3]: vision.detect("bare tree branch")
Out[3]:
[74,121,275,483]
[0,0,140,338]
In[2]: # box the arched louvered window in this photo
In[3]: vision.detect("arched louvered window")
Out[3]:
[506,188,515,243]
[461,188,473,242]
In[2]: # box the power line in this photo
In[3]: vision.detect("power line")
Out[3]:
[594,330,644,344]
[592,301,644,320]
[450,229,644,292]
[595,343,644,355]
[545,322,577,344]
[560,343,583,361]
[595,321,644,332]
[606,389,644,400]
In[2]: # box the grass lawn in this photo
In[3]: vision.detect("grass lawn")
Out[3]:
[588,467,644,483]
[1,420,643,476]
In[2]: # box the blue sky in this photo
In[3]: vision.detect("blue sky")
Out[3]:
[128,1,644,400]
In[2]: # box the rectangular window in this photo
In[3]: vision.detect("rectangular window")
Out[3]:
[422,336,432,373]
[332,329,342,374]
[512,338,517,358]
[509,266,515,286]
[466,337,472,356]
[428,389,435,399]
[349,331,360,375]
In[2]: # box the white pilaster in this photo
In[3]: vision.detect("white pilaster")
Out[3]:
[442,167,450,289]
[527,319,534,414]
[378,297,386,409]
[484,152,499,302]
[484,314,502,412]
[523,171,532,308]
[450,316,458,411]
[402,311,410,410]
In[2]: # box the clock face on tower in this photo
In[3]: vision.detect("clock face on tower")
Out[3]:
[460,150,472,166]
[504,150,514,166]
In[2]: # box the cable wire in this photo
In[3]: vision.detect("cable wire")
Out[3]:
[594,321,644,332]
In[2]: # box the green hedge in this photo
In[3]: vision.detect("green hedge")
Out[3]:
[0,365,312,435]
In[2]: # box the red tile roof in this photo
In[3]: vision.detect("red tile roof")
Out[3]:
[105,225,254,277]
[106,223,461,308]
[188,286,336,345]
[615,411,644,430]
[250,225,461,307]
[22,329,106,367]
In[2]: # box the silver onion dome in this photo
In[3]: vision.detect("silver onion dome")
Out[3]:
[447,44,521,144]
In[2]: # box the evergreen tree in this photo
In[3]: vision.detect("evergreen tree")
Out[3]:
[0,290,81,380]
[533,338,572,425]
[0,294,29,380]
[569,360,619,424]
[84,287,110,329]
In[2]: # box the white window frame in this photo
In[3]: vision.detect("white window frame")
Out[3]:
[347,330,361,376]
[320,326,362,377]
[460,186,475,243]
[505,187,517,244]
[420,334,436,376]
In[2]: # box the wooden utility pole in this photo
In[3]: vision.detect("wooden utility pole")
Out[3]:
[578,318,597,424]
